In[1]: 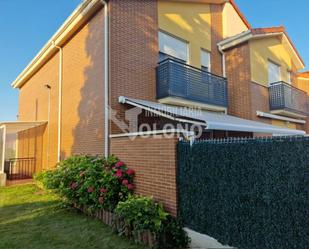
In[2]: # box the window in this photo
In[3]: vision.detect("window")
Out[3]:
[287,71,292,84]
[268,61,281,85]
[201,49,211,72]
[158,31,188,62]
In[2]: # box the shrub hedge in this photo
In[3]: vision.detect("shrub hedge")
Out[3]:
[35,155,135,211]
[177,136,309,249]
[36,155,190,249]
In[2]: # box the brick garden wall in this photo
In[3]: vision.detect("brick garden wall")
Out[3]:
[110,135,179,216]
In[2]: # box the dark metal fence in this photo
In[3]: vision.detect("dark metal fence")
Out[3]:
[269,81,309,115]
[178,136,309,249]
[156,58,228,107]
[4,158,36,180]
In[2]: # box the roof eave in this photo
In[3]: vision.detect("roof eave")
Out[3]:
[11,0,103,89]
[218,30,305,70]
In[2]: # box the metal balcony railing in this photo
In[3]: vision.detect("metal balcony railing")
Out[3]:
[4,157,36,180]
[156,58,228,108]
[269,81,309,116]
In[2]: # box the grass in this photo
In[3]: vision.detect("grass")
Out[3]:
[0,184,148,249]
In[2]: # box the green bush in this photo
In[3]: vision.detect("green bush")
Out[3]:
[115,196,190,249]
[35,155,135,211]
[115,196,168,233]
[36,155,190,248]
[157,216,190,249]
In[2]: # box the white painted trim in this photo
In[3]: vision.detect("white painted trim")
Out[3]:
[1,125,6,173]
[158,97,227,113]
[217,44,226,77]
[46,86,51,167]
[101,0,109,158]
[256,111,306,124]
[282,34,305,69]
[218,31,304,69]
[298,77,309,81]
[52,42,63,163]
[110,129,195,138]
[270,110,307,119]
[217,30,251,47]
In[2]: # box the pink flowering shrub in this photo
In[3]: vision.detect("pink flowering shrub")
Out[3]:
[36,155,135,211]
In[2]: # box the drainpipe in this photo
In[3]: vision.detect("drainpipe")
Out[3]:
[218,45,226,78]
[52,41,63,162]
[1,125,6,173]
[218,45,227,114]
[100,0,109,157]
[44,84,51,167]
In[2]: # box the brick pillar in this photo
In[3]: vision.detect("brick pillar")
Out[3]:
[109,0,158,135]
[110,136,179,216]
[210,4,223,76]
[225,43,252,120]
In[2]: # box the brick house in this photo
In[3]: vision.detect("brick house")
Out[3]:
[0,0,308,215]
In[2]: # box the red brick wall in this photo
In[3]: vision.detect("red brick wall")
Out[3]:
[250,82,271,123]
[18,8,105,170]
[61,8,104,158]
[18,52,59,170]
[110,135,178,216]
[225,43,252,119]
[210,4,223,76]
[109,0,158,134]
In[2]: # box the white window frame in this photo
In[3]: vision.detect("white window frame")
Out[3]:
[268,60,281,85]
[158,30,189,62]
[201,49,211,72]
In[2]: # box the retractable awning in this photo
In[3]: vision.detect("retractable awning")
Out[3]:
[118,96,305,136]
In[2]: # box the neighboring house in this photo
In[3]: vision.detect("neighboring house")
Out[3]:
[297,71,309,96]
[0,0,308,212]
[219,26,309,131]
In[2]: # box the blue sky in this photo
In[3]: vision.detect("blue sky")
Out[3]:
[0,0,308,121]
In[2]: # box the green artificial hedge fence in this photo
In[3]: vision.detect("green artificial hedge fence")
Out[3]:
[177,136,309,249]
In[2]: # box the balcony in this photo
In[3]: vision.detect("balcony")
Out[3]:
[269,81,309,117]
[156,58,228,111]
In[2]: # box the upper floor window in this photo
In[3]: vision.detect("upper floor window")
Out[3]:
[287,71,292,84]
[201,49,211,72]
[268,61,281,85]
[158,31,188,62]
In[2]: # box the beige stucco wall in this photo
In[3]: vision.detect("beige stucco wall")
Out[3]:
[222,2,247,38]
[271,120,297,130]
[158,0,211,68]
[250,37,293,87]
[297,78,309,94]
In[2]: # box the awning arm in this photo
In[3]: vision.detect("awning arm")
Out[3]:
[119,96,208,128]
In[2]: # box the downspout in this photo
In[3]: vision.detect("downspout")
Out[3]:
[52,41,63,162]
[218,45,227,114]
[100,0,109,157]
[1,125,6,173]
[218,45,226,77]
[44,84,52,167]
